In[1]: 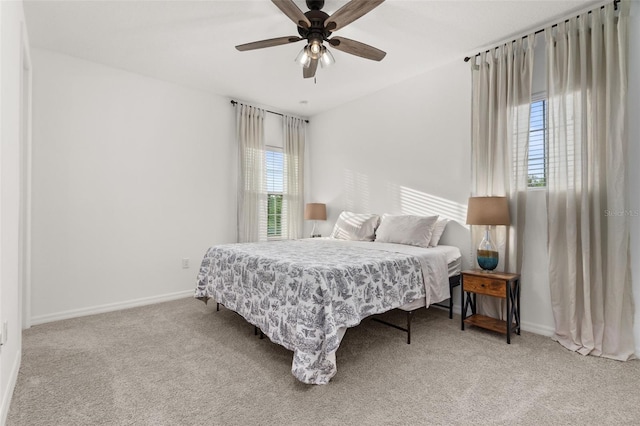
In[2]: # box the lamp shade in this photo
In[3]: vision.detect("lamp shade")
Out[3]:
[304,203,327,221]
[466,196,510,226]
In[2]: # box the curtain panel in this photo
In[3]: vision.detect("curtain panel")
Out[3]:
[236,104,267,243]
[283,116,306,240]
[545,1,634,360]
[470,38,535,317]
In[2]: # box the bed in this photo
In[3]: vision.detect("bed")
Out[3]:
[195,237,461,385]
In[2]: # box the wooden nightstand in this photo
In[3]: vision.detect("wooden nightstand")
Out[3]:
[461,270,521,343]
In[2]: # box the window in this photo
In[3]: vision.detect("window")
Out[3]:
[266,149,284,238]
[528,98,547,188]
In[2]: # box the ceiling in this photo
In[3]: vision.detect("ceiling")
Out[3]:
[24,0,604,117]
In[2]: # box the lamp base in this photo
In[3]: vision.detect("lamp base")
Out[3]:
[310,221,320,239]
[477,226,498,271]
[477,249,499,271]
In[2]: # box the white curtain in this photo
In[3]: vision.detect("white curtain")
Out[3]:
[236,104,267,243]
[545,1,634,360]
[470,37,535,317]
[282,116,305,239]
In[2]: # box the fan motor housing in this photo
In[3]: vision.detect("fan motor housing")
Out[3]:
[298,9,332,40]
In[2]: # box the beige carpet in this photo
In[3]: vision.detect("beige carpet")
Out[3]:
[7,297,640,425]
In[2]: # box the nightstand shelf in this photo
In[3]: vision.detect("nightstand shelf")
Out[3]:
[463,314,517,334]
[461,270,521,343]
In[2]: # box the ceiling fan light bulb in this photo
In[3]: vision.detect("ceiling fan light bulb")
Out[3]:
[320,47,335,68]
[310,40,321,55]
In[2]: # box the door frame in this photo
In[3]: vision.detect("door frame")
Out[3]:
[19,21,32,330]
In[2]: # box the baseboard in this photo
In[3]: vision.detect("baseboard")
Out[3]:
[1,347,21,426]
[521,321,555,336]
[30,290,193,326]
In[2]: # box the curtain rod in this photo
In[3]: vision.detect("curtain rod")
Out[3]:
[463,0,619,62]
[230,100,309,123]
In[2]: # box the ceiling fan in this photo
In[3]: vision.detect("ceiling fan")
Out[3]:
[236,0,386,79]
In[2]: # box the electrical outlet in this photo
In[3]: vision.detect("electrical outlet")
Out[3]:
[1,321,7,346]
[182,258,190,269]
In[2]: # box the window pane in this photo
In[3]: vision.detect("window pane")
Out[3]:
[266,149,284,238]
[267,194,283,237]
[528,99,547,188]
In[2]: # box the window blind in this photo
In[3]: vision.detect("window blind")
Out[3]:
[528,99,547,187]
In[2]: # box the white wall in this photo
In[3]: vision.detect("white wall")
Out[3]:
[30,49,237,323]
[308,3,640,345]
[307,59,472,307]
[0,1,28,422]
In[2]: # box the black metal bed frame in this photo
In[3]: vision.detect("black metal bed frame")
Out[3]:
[216,301,266,339]
[370,274,461,344]
[216,274,461,345]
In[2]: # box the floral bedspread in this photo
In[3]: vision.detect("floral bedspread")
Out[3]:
[195,239,427,384]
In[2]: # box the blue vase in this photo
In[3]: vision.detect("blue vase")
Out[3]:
[477,228,499,271]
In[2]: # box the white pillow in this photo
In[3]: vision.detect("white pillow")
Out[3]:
[429,218,450,247]
[375,214,439,248]
[330,211,380,241]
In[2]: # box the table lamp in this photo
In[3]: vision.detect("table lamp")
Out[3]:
[304,203,327,238]
[466,196,511,271]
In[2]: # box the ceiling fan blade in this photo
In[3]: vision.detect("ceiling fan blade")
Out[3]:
[324,0,385,32]
[271,0,311,29]
[236,36,303,52]
[303,58,319,79]
[329,37,386,61]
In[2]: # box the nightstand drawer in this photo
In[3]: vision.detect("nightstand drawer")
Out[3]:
[463,276,506,298]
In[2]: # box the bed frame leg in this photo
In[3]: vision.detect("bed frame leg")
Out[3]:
[216,303,220,312]
[371,310,415,344]
[253,326,265,339]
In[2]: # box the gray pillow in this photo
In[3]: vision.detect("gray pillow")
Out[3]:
[375,214,439,248]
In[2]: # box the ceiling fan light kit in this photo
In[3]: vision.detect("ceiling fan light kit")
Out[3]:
[236,0,386,79]
[295,42,334,70]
